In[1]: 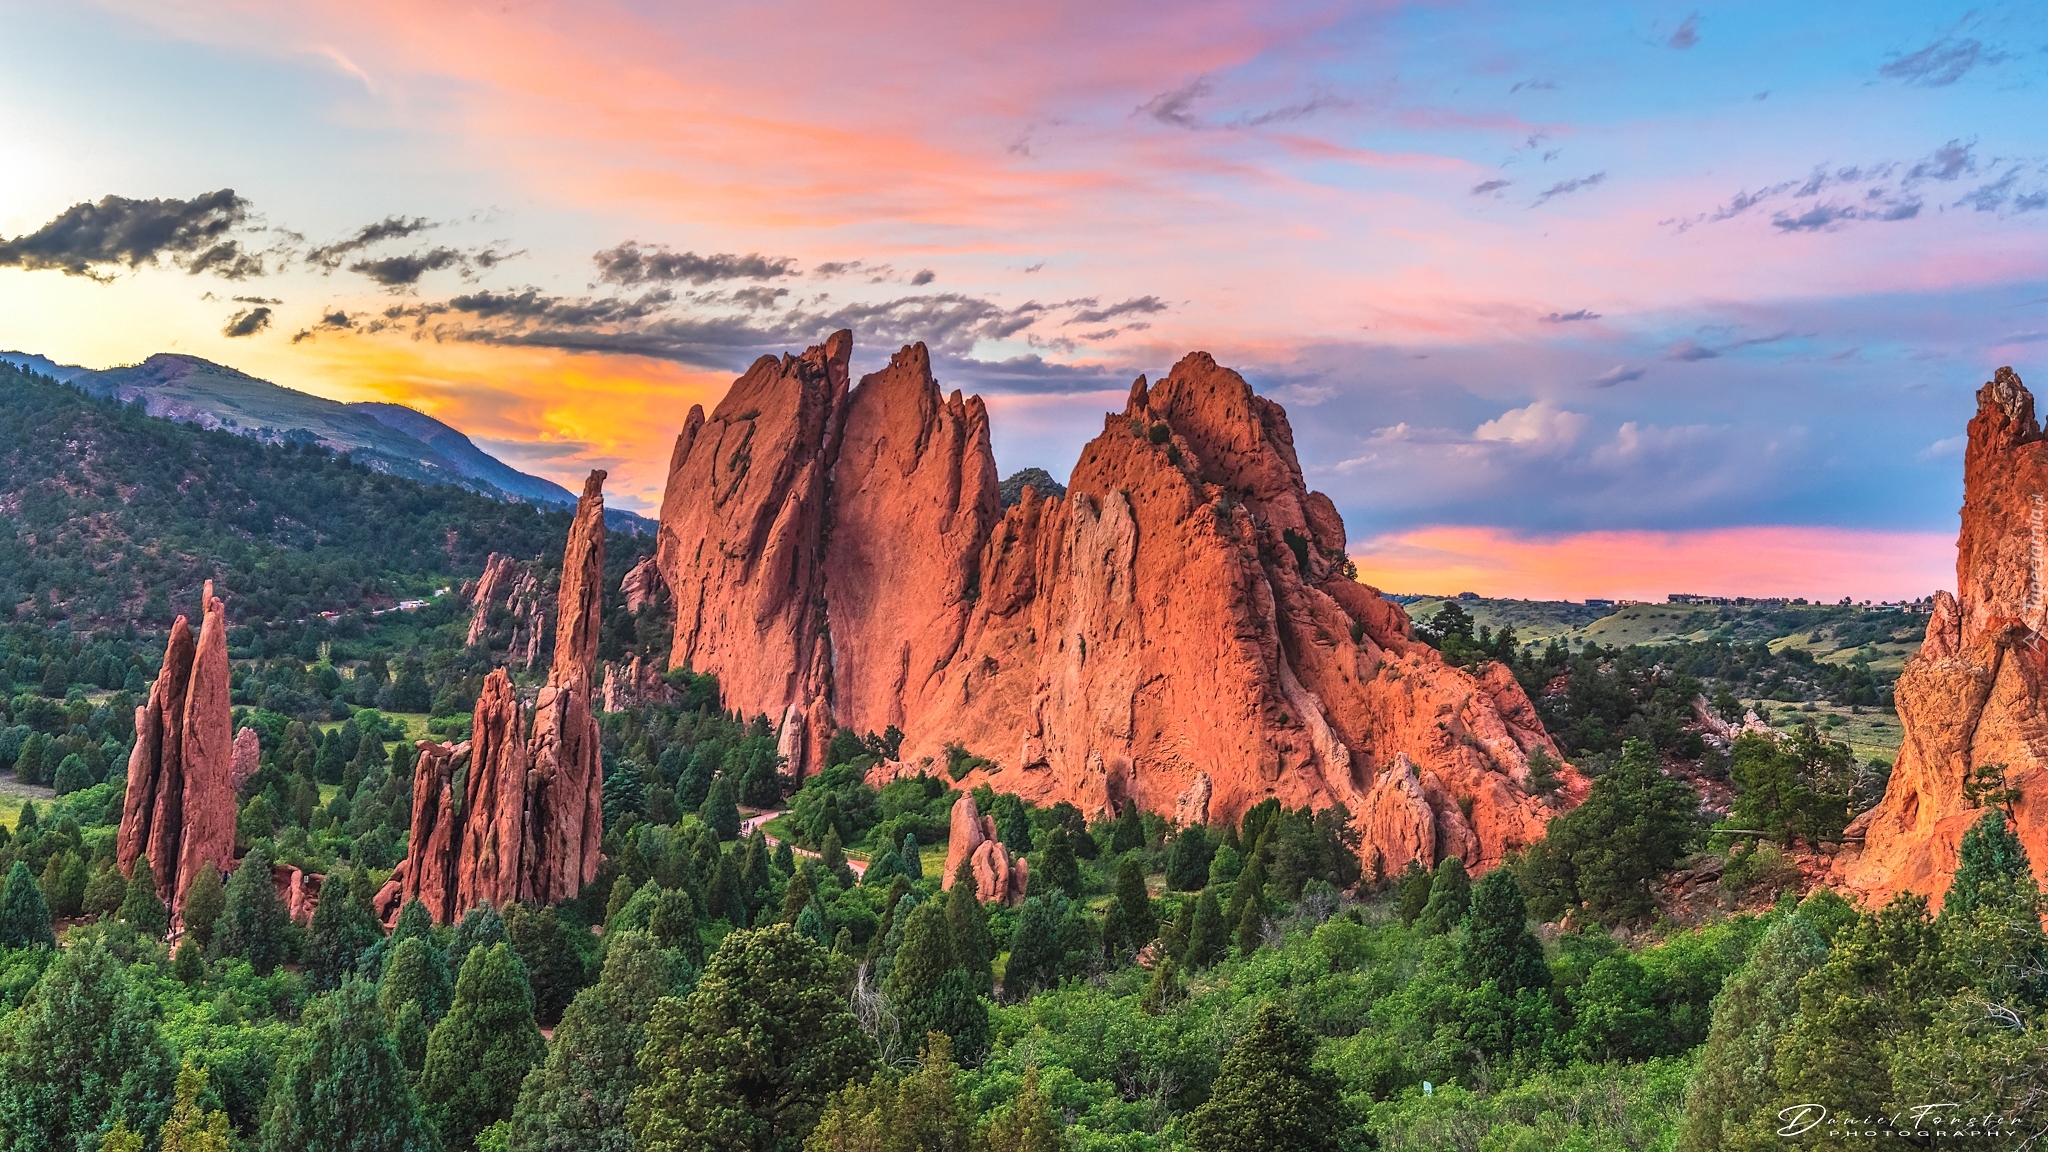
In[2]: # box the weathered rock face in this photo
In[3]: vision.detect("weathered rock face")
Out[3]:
[117,582,239,913]
[939,794,1028,905]
[659,335,1572,874]
[620,554,664,615]
[602,655,675,713]
[401,472,610,921]
[1841,367,2048,908]
[466,551,545,667]
[658,334,849,778]
[231,726,261,796]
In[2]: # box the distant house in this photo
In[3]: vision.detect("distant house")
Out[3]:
[1583,598,1615,609]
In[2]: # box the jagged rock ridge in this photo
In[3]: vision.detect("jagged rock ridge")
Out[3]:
[1841,366,2048,907]
[386,471,610,923]
[659,334,1574,873]
[117,581,238,914]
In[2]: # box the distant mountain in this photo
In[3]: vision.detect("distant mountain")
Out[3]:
[6,350,653,531]
[347,401,575,506]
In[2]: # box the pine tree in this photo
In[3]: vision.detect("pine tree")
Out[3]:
[0,859,55,949]
[900,834,923,881]
[1143,955,1184,1014]
[509,931,684,1152]
[1674,915,1828,1152]
[1113,857,1157,952]
[1111,799,1145,854]
[419,943,548,1150]
[629,924,876,1152]
[0,940,176,1148]
[781,862,819,925]
[159,1064,233,1152]
[978,1066,1060,1152]
[1183,1002,1350,1152]
[506,902,590,1026]
[1234,895,1263,959]
[1185,887,1227,969]
[1395,860,1432,927]
[390,1000,431,1078]
[308,869,384,991]
[885,900,989,1064]
[1166,824,1214,891]
[119,854,172,938]
[181,863,227,951]
[1519,737,1704,923]
[946,862,994,993]
[821,828,853,886]
[1461,869,1549,994]
[174,935,208,983]
[803,1032,972,1152]
[379,935,455,1028]
[258,979,438,1152]
[1003,895,1062,999]
[40,850,86,919]
[648,887,701,961]
[699,775,741,841]
[214,847,290,974]
[1036,826,1080,898]
[1416,856,1470,935]
[447,902,507,976]
[1943,807,2039,919]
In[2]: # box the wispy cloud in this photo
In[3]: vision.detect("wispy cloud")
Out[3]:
[1668,12,1699,49]
[1880,35,2005,88]
[1531,172,1606,207]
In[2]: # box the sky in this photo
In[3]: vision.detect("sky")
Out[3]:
[2,1,2042,601]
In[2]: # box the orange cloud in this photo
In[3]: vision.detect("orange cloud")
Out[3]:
[1351,524,1954,603]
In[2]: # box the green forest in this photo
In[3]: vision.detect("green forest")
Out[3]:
[0,367,2038,1150]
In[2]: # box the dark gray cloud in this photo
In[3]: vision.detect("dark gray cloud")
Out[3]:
[1906,139,1975,183]
[0,189,255,280]
[306,215,434,271]
[1880,36,2004,87]
[911,269,936,286]
[232,295,282,305]
[1471,179,1512,196]
[1530,172,1606,207]
[1138,77,1211,128]
[1229,91,1349,128]
[1668,12,1699,49]
[1064,296,1168,326]
[1591,364,1646,387]
[1676,138,2026,234]
[1509,80,1557,94]
[348,245,515,288]
[594,242,800,286]
[1136,76,1344,130]
[223,306,272,338]
[1544,309,1601,323]
[1666,339,1716,361]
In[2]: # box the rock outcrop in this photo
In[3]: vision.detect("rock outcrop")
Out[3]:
[466,551,545,667]
[939,794,1028,905]
[620,554,664,615]
[1840,367,2048,908]
[231,726,261,795]
[658,334,1574,874]
[602,655,676,713]
[401,471,610,922]
[117,582,239,913]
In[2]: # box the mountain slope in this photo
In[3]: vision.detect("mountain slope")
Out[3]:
[348,401,575,505]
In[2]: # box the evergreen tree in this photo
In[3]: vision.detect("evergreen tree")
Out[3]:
[675,748,715,813]
[505,902,590,1027]
[390,1000,431,1079]
[509,932,684,1152]
[1234,895,1263,959]
[1943,807,2038,920]
[699,775,741,841]
[803,1033,972,1152]
[309,870,384,991]
[0,940,176,1150]
[1460,869,1549,994]
[1035,827,1080,898]
[418,943,548,1150]
[214,846,291,974]
[1183,1002,1350,1152]
[118,854,172,938]
[181,864,227,952]
[447,903,507,977]
[945,863,994,993]
[602,758,647,830]
[1143,956,1184,1014]
[900,834,923,881]
[1111,799,1145,855]
[1395,860,1432,927]
[629,924,875,1152]
[174,935,208,983]
[1416,856,1470,935]
[1675,915,1828,1152]
[820,828,854,886]
[257,979,438,1152]
[159,1064,233,1152]
[1165,824,1215,891]
[1519,738,1705,924]
[780,862,819,925]
[648,888,702,963]
[1002,895,1062,999]
[379,935,455,1028]
[0,860,55,949]
[978,1066,1060,1152]
[40,851,86,919]
[1113,857,1157,952]
[1185,887,1227,969]
[885,900,989,1064]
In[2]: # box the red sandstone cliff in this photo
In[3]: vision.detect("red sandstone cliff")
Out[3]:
[658,335,1572,874]
[1841,367,2048,908]
[117,582,238,913]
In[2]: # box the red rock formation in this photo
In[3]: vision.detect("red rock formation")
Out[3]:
[117,582,240,913]
[401,739,469,923]
[602,655,675,712]
[659,336,1573,874]
[400,472,610,921]
[1840,367,2048,908]
[658,335,849,778]
[620,554,664,615]
[231,726,261,796]
[466,551,545,667]
[939,794,1028,905]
